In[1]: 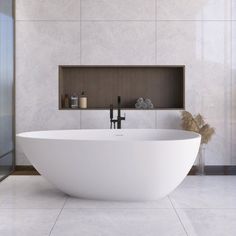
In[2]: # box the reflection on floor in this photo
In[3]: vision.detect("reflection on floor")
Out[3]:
[0,176,236,236]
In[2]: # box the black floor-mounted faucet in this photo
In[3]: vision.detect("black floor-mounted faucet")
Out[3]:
[110,96,126,129]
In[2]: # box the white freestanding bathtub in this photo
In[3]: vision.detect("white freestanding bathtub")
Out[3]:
[17,129,201,201]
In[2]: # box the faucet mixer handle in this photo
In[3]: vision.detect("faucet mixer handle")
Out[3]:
[117,96,121,105]
[110,104,113,119]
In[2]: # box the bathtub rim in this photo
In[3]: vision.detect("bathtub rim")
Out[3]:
[16,129,201,142]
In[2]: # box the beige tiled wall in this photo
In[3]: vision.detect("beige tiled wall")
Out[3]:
[16,0,235,165]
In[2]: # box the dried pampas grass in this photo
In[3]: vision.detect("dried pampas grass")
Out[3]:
[181,111,215,144]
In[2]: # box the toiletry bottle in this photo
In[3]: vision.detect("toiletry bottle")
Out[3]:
[79,91,87,109]
[70,93,79,109]
[64,94,69,108]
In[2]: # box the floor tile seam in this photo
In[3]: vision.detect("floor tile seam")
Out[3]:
[15,19,236,21]
[173,207,236,210]
[49,197,68,236]
[1,207,236,210]
[168,196,189,236]
[62,207,173,210]
[15,19,156,22]
[0,207,68,210]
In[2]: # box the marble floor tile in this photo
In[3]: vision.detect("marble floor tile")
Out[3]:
[0,176,67,209]
[1,176,236,235]
[169,176,236,209]
[0,209,60,236]
[64,196,172,209]
[51,209,186,236]
[177,209,236,236]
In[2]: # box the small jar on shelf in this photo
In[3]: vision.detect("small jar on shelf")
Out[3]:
[70,93,79,109]
[79,91,87,109]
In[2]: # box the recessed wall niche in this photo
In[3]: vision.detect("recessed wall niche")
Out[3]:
[59,66,185,110]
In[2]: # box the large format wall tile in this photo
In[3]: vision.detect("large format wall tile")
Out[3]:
[156,21,202,65]
[81,110,110,129]
[81,0,155,21]
[81,110,156,129]
[156,21,203,114]
[122,111,156,129]
[232,21,236,164]
[156,111,182,129]
[157,20,232,165]
[201,0,231,20]
[157,0,203,20]
[81,21,155,65]
[15,0,80,20]
[201,21,231,165]
[15,1,235,165]
[156,0,231,20]
[15,21,81,164]
[232,0,236,20]
[201,22,231,165]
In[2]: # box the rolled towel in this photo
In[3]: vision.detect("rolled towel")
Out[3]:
[147,103,154,109]
[137,97,144,103]
[140,101,148,109]
[145,98,152,104]
[135,102,142,109]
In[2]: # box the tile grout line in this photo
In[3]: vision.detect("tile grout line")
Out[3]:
[167,207,236,210]
[155,0,157,65]
[15,19,236,22]
[79,0,82,129]
[80,111,82,129]
[48,197,68,236]
[230,0,233,164]
[200,5,204,117]
[80,0,82,66]
[61,207,173,210]
[79,0,83,129]
[155,110,158,128]
[15,19,156,22]
[168,196,189,236]
[155,0,157,127]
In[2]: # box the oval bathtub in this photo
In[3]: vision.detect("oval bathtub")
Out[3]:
[17,129,201,201]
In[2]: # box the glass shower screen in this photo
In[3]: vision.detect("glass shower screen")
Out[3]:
[0,0,15,180]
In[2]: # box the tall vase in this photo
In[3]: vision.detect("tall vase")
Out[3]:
[197,144,206,175]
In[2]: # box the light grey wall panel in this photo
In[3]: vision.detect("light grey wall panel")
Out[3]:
[81,111,110,129]
[16,0,81,20]
[15,0,235,165]
[232,21,236,164]
[156,0,231,20]
[81,22,156,65]
[16,21,81,164]
[122,111,156,129]
[156,111,181,129]
[81,0,155,21]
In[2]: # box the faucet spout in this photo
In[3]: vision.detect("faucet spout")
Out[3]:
[110,96,126,129]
